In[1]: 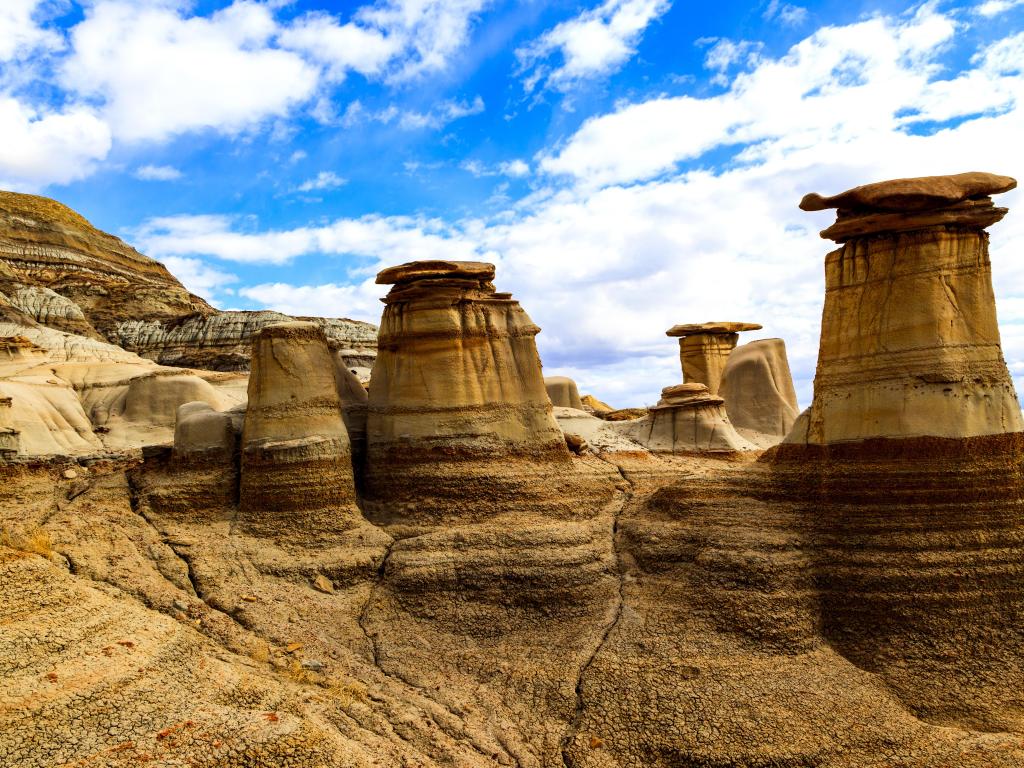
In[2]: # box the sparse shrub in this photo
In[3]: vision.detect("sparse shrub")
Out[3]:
[1,525,52,557]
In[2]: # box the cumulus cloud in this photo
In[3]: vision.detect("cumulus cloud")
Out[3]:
[61,1,320,142]
[763,0,808,26]
[0,98,112,191]
[134,164,182,181]
[295,171,347,192]
[976,0,1024,17]
[280,0,490,83]
[0,0,64,61]
[517,0,672,92]
[159,255,237,298]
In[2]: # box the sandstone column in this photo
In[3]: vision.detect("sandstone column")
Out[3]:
[364,260,598,521]
[788,171,1022,444]
[666,322,762,395]
[238,321,361,538]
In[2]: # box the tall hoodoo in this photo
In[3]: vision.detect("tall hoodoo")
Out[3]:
[363,260,582,520]
[238,321,361,539]
[666,322,762,395]
[790,171,1021,444]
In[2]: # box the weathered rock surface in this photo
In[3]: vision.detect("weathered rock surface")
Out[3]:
[720,337,799,441]
[620,382,755,453]
[789,172,1022,444]
[239,322,361,541]
[666,321,762,394]
[545,375,584,409]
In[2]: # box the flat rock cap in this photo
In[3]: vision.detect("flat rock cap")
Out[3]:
[799,172,1016,213]
[667,322,762,337]
[376,260,496,285]
[661,383,709,397]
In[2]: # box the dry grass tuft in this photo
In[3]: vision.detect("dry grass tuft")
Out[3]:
[1,525,52,557]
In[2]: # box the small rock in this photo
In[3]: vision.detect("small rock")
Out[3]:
[564,433,588,455]
[286,642,304,653]
[172,599,188,612]
[312,574,335,594]
[62,469,78,479]
[301,659,324,672]
[240,595,257,602]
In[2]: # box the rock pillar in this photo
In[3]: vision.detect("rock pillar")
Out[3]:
[666,322,762,395]
[788,171,1022,444]
[238,321,361,538]
[720,338,799,440]
[621,383,754,453]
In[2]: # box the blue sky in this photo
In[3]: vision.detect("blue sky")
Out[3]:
[1,0,1023,407]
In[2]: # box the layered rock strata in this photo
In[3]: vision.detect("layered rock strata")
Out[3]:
[545,375,584,409]
[621,382,754,453]
[720,337,799,440]
[789,171,1021,444]
[238,322,361,540]
[363,260,607,522]
[666,321,762,394]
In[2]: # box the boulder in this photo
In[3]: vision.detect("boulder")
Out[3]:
[545,376,584,409]
[720,338,799,440]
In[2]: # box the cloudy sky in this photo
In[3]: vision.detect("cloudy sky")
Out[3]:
[2,0,1022,407]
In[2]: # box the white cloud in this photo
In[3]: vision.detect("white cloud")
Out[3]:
[239,281,382,322]
[160,255,237,297]
[341,96,484,130]
[516,0,672,92]
[462,158,531,177]
[61,0,319,142]
[763,0,808,26]
[296,170,347,192]
[280,0,490,84]
[540,5,963,187]
[0,98,112,191]
[134,164,182,181]
[976,0,1024,17]
[500,159,530,177]
[0,0,64,62]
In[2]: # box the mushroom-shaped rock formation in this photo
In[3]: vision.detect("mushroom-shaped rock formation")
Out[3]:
[545,375,584,409]
[619,383,754,453]
[238,321,361,539]
[363,260,609,522]
[766,172,1024,731]
[666,322,762,395]
[720,338,799,441]
[787,171,1022,445]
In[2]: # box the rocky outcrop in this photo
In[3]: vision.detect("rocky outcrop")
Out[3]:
[0,190,212,340]
[666,321,762,394]
[788,171,1021,444]
[363,260,603,522]
[720,338,799,440]
[238,322,361,540]
[545,375,584,409]
[113,311,377,374]
[621,382,755,453]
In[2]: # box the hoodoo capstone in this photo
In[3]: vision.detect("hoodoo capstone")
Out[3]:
[363,260,591,520]
[788,171,1021,444]
[238,321,361,539]
[666,321,762,395]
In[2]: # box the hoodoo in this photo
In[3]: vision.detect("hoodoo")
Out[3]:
[720,338,799,440]
[363,260,587,520]
[666,321,762,395]
[238,321,361,539]
[789,171,1021,444]
[622,382,754,453]
[545,375,584,409]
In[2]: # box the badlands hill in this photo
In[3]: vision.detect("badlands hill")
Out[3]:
[0,191,377,372]
[3,173,1024,768]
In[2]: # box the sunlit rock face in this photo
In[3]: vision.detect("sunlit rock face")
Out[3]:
[666,322,762,395]
[363,260,611,524]
[238,321,361,540]
[620,382,755,453]
[545,375,584,409]
[720,337,799,441]
[765,173,1024,732]
[789,171,1022,445]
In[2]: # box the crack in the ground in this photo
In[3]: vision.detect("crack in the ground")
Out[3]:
[561,456,634,768]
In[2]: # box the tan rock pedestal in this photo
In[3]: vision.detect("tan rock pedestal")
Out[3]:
[787,171,1022,444]
[238,321,361,539]
[363,260,607,523]
[666,322,762,395]
[620,382,754,453]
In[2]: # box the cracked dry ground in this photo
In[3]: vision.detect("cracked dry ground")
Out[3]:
[4,452,1024,767]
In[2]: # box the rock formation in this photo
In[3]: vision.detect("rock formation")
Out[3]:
[789,171,1021,444]
[580,392,613,415]
[666,321,762,394]
[621,382,754,453]
[720,338,799,440]
[173,402,236,460]
[363,260,593,521]
[544,375,584,409]
[0,395,17,457]
[238,321,361,540]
